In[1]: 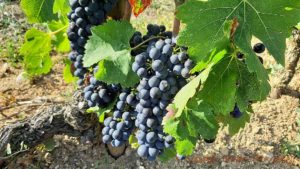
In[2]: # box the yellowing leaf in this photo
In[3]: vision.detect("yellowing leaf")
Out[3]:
[129,0,152,16]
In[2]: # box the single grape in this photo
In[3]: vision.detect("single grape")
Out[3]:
[142,108,152,117]
[173,64,183,75]
[178,52,187,62]
[184,59,194,69]
[112,130,122,139]
[119,92,128,101]
[84,91,93,100]
[181,67,190,78]
[159,80,169,92]
[109,121,117,129]
[152,60,164,72]
[155,141,164,150]
[146,118,157,128]
[104,117,113,126]
[122,111,130,121]
[102,135,111,144]
[122,131,130,140]
[230,105,243,118]
[137,145,148,157]
[113,110,122,119]
[75,7,84,17]
[91,93,99,102]
[102,126,110,135]
[253,43,265,53]
[135,53,146,64]
[236,52,244,59]
[148,76,160,88]
[204,138,216,143]
[137,68,147,77]
[137,130,146,141]
[126,94,135,105]
[159,25,166,32]
[155,40,165,50]
[150,87,161,99]
[148,147,159,157]
[152,106,162,116]
[139,89,150,99]
[170,54,179,64]
[149,48,160,60]
[146,132,157,143]
[116,101,126,110]
[162,44,172,55]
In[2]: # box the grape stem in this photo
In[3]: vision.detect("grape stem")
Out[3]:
[49,25,68,36]
[131,36,166,51]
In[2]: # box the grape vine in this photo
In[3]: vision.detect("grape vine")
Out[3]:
[18,0,300,162]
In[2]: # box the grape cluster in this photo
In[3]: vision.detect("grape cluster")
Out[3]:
[83,76,121,107]
[130,24,172,56]
[102,90,138,147]
[130,26,194,161]
[67,0,118,85]
[99,25,194,161]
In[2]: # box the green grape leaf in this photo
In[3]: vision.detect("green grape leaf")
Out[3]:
[20,28,53,76]
[84,20,138,87]
[196,58,238,115]
[175,139,197,156]
[191,49,227,74]
[177,0,300,65]
[86,100,116,123]
[21,0,58,23]
[53,0,70,16]
[129,135,139,149]
[196,56,270,115]
[297,22,300,30]
[63,59,77,83]
[95,58,139,88]
[172,64,213,118]
[219,109,251,135]
[159,147,176,162]
[163,114,192,141]
[186,100,219,139]
[244,51,270,99]
[190,21,233,73]
[236,60,270,111]
[48,20,70,52]
[163,119,180,138]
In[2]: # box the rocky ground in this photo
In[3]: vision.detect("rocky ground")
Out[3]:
[0,1,300,169]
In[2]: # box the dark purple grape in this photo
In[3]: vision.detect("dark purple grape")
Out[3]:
[253,43,265,53]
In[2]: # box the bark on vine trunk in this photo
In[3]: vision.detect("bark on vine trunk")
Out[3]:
[172,0,185,37]
[270,30,300,99]
[109,0,132,21]
[0,106,84,154]
[0,92,96,159]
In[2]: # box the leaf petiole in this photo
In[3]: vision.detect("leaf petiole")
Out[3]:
[48,25,68,36]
